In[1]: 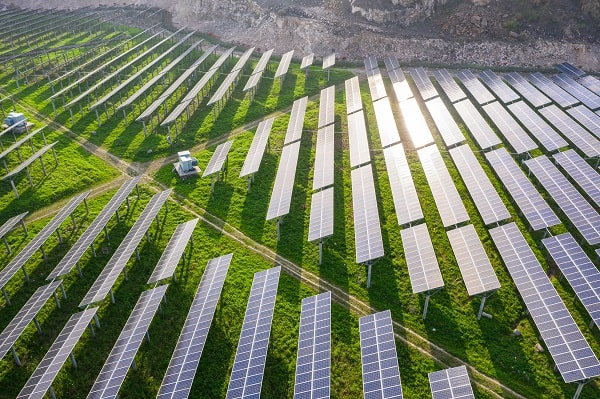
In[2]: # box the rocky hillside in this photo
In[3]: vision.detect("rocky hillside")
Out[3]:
[3,0,600,71]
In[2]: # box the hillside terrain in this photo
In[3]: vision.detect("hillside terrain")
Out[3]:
[5,0,600,70]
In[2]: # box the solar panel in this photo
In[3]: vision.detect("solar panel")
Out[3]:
[240,117,274,178]
[525,155,600,245]
[323,53,335,70]
[91,32,196,110]
[429,366,474,399]
[453,99,501,150]
[503,72,552,108]
[0,211,28,241]
[482,101,538,154]
[147,219,199,284]
[345,76,363,115]
[542,233,600,329]
[65,30,177,108]
[243,49,273,92]
[372,97,401,148]
[47,177,142,279]
[566,104,600,140]
[87,286,167,399]
[456,70,495,105]
[351,164,385,264]
[202,140,233,178]
[433,69,467,103]
[152,46,227,124]
[527,72,578,108]
[383,56,400,72]
[156,253,232,399]
[418,145,469,227]
[226,266,280,399]
[388,69,413,102]
[478,70,520,104]
[308,187,334,243]
[266,141,301,221]
[347,110,372,168]
[409,67,438,101]
[449,144,510,225]
[2,142,58,182]
[117,39,204,111]
[312,124,335,190]
[50,28,161,101]
[552,74,600,110]
[577,75,600,96]
[382,144,423,225]
[318,85,336,128]
[274,50,294,79]
[300,53,314,70]
[79,189,172,307]
[507,101,568,151]
[284,96,308,145]
[16,308,97,399]
[485,148,559,231]
[367,69,388,102]
[0,280,62,361]
[293,292,331,399]
[541,104,600,156]
[556,62,586,79]
[399,98,435,149]
[447,225,500,296]
[424,97,466,147]
[489,223,600,383]
[553,149,600,208]
[0,191,90,291]
[401,223,444,294]
[364,55,378,72]
[359,310,403,399]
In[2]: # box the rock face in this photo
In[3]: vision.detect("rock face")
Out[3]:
[348,0,450,26]
[3,0,600,72]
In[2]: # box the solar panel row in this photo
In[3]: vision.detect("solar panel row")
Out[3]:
[157,254,232,399]
[401,223,444,294]
[47,176,142,279]
[202,140,233,177]
[424,97,466,147]
[359,310,403,399]
[489,223,600,383]
[226,267,281,399]
[351,164,385,265]
[87,286,167,399]
[294,292,331,399]
[417,145,469,228]
[449,144,510,226]
[542,233,600,329]
[17,308,98,399]
[240,117,274,178]
[429,365,474,399]
[79,189,172,307]
[0,191,90,291]
[485,148,560,231]
[478,69,520,104]
[382,144,423,226]
[503,72,551,108]
[267,141,301,221]
[482,101,538,154]
[525,155,600,245]
[147,218,199,284]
